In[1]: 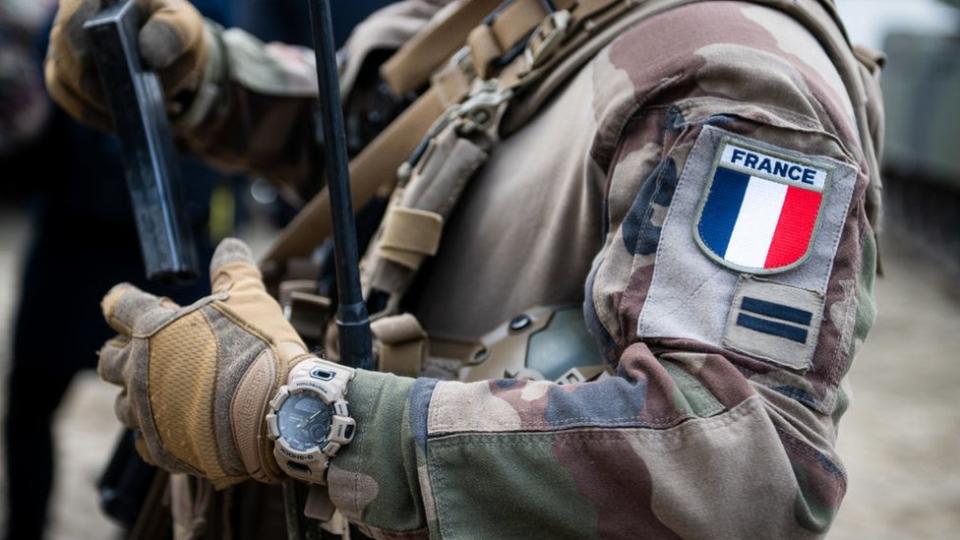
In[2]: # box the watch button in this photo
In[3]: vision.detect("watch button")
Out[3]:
[269,387,289,410]
[310,367,336,381]
[265,413,279,439]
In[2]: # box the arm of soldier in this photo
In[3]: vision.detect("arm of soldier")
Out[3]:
[176,0,445,191]
[327,78,876,540]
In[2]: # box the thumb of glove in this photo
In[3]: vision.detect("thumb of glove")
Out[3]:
[209,238,308,360]
[210,237,262,295]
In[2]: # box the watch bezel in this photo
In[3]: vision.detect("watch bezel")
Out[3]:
[266,360,356,483]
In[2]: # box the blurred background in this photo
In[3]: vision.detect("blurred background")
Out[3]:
[0,0,958,538]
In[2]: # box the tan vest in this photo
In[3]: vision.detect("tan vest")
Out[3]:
[270,0,885,376]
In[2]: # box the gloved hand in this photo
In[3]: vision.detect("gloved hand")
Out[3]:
[45,0,208,130]
[98,238,312,488]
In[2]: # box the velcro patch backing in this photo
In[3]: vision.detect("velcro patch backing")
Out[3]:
[637,126,857,368]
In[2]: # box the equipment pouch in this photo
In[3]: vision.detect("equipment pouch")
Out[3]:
[365,122,490,309]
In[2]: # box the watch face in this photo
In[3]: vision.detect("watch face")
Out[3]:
[276,391,333,452]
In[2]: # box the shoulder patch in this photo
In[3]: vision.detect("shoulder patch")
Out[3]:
[637,126,857,368]
[694,138,830,274]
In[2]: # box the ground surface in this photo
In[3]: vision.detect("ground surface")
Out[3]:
[0,206,957,539]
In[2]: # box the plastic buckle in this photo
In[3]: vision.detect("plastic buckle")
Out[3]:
[524,9,572,70]
[454,79,513,135]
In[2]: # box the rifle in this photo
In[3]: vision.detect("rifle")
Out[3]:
[84,0,199,530]
[282,2,375,538]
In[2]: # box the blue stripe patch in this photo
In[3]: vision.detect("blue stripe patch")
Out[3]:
[698,167,750,257]
[736,314,808,343]
[741,297,813,326]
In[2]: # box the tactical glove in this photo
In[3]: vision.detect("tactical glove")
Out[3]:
[45,0,209,131]
[98,238,312,488]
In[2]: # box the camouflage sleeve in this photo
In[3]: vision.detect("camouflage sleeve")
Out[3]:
[329,3,878,539]
[175,1,444,190]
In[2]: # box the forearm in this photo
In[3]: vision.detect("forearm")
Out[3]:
[175,23,321,191]
[175,1,445,191]
[333,346,847,539]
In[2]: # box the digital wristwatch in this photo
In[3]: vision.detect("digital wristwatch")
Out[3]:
[266,359,356,484]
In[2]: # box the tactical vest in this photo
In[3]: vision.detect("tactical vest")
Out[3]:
[268,0,885,383]
[151,3,885,540]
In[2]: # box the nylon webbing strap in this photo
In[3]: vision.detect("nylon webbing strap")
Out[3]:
[379,207,444,269]
[381,0,504,95]
[370,313,427,377]
[262,0,619,265]
[262,0,876,273]
[262,86,445,264]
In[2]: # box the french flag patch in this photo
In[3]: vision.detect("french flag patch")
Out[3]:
[695,141,829,274]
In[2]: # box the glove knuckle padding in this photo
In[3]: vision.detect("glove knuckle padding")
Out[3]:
[230,347,281,482]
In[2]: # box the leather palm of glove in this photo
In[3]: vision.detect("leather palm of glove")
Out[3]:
[98,239,312,488]
[46,0,208,131]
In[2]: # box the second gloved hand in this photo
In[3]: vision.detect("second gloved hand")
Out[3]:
[45,0,209,130]
[98,238,312,487]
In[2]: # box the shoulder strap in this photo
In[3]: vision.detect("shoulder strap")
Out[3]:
[261,0,883,270]
[261,0,638,266]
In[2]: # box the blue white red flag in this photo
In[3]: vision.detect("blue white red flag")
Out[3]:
[695,141,827,273]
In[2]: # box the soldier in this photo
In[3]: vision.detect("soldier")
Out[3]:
[45,0,884,537]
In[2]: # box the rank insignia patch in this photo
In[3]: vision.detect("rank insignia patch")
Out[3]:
[694,140,829,274]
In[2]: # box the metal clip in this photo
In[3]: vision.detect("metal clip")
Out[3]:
[524,9,572,70]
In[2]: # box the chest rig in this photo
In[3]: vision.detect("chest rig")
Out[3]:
[267,0,885,383]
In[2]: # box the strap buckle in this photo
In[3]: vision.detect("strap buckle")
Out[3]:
[524,9,572,69]
[454,79,513,135]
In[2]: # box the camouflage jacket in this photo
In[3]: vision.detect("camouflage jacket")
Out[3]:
[181,1,878,538]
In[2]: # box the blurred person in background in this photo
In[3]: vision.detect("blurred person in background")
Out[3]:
[0,2,233,539]
[0,0,53,167]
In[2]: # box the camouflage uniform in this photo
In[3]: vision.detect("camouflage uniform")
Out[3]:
[175,1,879,537]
